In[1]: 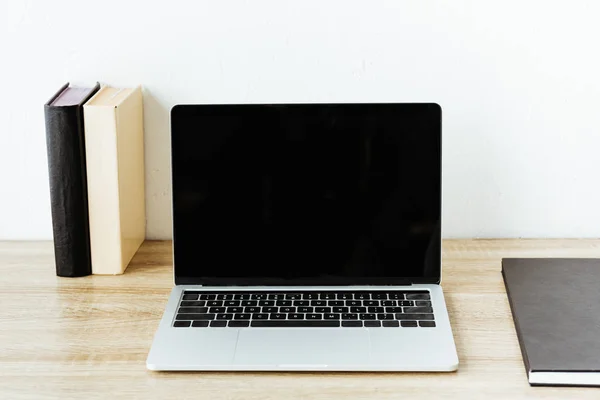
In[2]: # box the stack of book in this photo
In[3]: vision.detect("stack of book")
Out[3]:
[44,83,146,277]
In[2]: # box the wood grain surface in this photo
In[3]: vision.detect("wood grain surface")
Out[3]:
[2,240,600,399]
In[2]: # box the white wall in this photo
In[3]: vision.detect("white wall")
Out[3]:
[1,0,600,240]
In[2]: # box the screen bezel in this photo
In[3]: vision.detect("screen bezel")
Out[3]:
[170,103,442,286]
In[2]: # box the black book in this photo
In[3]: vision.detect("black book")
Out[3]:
[502,258,600,386]
[44,82,100,277]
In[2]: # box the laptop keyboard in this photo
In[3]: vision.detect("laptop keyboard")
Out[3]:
[173,291,435,328]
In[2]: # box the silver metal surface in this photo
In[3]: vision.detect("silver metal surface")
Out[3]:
[146,285,458,371]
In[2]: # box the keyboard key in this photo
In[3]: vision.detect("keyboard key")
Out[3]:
[329,301,344,307]
[288,313,304,320]
[173,321,191,327]
[268,293,285,300]
[178,307,209,314]
[338,293,353,300]
[207,300,223,307]
[406,293,430,300]
[419,321,436,327]
[346,300,361,307]
[304,293,319,300]
[176,313,214,320]
[321,293,336,300]
[342,321,363,327]
[253,313,269,320]
[368,307,384,313]
[311,300,327,307]
[228,321,250,327]
[263,307,278,313]
[181,301,206,307]
[216,313,233,320]
[364,321,381,327]
[241,300,258,307]
[199,294,215,300]
[324,313,340,320]
[286,293,302,300]
[208,307,226,314]
[251,321,339,328]
[271,313,286,320]
[385,307,403,313]
[397,314,435,321]
[404,307,433,314]
[182,294,198,300]
[235,294,251,300]
[355,293,369,300]
[350,307,367,313]
[276,300,292,307]
[399,301,414,307]
[307,314,322,320]
[342,313,358,320]
[372,293,387,300]
[382,300,396,306]
[235,313,251,320]
[360,314,376,320]
[416,300,432,307]
[332,307,349,313]
[377,314,394,320]
[217,294,234,300]
[280,306,295,313]
[388,292,405,300]
[315,307,331,313]
[192,321,209,327]
[227,307,244,313]
[364,301,379,307]
[252,294,267,300]
[245,307,261,313]
[224,300,240,307]
[210,320,227,327]
[259,300,275,306]
[382,321,399,327]
[401,321,418,327]
[293,300,309,306]
[298,306,313,313]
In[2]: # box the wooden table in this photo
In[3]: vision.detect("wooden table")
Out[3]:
[2,240,600,399]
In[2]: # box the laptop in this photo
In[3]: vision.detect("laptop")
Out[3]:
[146,103,458,371]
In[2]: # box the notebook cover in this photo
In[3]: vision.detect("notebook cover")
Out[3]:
[44,82,100,277]
[502,258,600,386]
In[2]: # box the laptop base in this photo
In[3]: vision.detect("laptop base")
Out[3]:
[147,285,458,371]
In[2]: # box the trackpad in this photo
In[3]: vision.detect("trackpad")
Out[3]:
[233,329,370,368]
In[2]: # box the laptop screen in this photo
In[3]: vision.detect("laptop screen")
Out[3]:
[171,104,441,285]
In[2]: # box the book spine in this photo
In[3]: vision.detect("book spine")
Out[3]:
[44,105,92,277]
[84,105,123,275]
[501,262,532,382]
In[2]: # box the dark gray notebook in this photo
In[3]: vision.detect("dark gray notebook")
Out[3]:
[502,258,600,386]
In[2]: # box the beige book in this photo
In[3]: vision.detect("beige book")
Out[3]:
[83,86,146,275]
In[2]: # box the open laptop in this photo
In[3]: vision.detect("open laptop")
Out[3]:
[146,103,458,371]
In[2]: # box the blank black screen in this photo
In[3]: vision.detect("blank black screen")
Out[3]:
[172,104,441,285]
